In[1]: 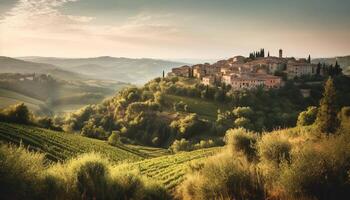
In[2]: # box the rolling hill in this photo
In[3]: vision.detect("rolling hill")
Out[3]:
[0,56,84,80]
[19,56,186,84]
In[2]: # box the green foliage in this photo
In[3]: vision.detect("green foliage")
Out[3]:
[0,144,45,199]
[177,153,264,200]
[225,128,258,160]
[278,134,350,200]
[170,114,207,138]
[0,147,171,200]
[108,131,120,146]
[169,138,192,152]
[173,101,188,112]
[169,139,221,153]
[297,106,317,126]
[0,122,144,162]
[257,133,291,165]
[0,103,31,124]
[81,120,108,139]
[315,78,340,134]
[338,107,350,133]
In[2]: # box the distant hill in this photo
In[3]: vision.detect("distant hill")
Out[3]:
[0,56,84,80]
[19,56,186,84]
[312,55,350,75]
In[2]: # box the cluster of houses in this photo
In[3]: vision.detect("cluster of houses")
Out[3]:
[169,49,317,90]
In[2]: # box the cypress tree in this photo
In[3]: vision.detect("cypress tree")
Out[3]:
[315,77,340,134]
[316,62,321,75]
[334,61,342,75]
[307,55,311,63]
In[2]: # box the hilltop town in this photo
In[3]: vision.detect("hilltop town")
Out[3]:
[169,49,330,90]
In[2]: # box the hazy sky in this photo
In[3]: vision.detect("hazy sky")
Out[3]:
[0,0,349,59]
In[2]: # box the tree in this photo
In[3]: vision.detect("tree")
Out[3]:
[316,62,321,75]
[334,61,342,76]
[162,70,165,78]
[297,106,317,126]
[315,78,340,133]
[307,55,311,63]
[0,103,31,124]
[268,51,270,57]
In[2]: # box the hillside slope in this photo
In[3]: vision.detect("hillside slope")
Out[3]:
[20,56,186,84]
[0,121,219,190]
[0,122,147,162]
[0,56,84,80]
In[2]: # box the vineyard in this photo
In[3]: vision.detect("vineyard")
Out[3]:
[0,122,146,162]
[0,122,221,190]
[117,147,221,190]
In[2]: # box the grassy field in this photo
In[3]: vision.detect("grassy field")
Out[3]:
[164,94,231,121]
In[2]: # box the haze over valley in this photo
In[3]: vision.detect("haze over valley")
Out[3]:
[0,0,350,199]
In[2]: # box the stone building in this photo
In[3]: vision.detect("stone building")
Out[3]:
[286,60,316,79]
[222,73,282,90]
[171,65,191,77]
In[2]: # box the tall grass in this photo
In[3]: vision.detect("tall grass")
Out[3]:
[176,152,265,200]
[0,144,45,199]
[0,145,170,200]
[177,126,350,200]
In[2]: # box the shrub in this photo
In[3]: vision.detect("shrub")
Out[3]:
[81,121,108,139]
[76,160,109,199]
[173,101,188,112]
[170,114,206,138]
[225,128,258,160]
[278,134,350,200]
[0,144,45,199]
[257,133,291,165]
[169,138,192,153]
[193,139,216,150]
[338,106,350,133]
[108,131,120,146]
[297,106,318,126]
[177,153,264,200]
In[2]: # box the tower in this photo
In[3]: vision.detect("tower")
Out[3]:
[279,49,283,58]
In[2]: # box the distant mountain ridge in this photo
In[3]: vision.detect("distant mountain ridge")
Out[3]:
[19,56,186,84]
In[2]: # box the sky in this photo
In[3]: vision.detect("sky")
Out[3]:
[0,0,349,60]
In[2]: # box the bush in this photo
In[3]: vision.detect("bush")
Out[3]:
[169,138,192,153]
[108,131,120,146]
[257,133,291,165]
[81,121,108,139]
[225,128,258,160]
[193,139,217,150]
[297,106,318,126]
[0,144,45,199]
[173,101,188,112]
[338,106,350,133]
[278,134,350,200]
[177,153,264,200]
[170,114,206,138]
[0,146,170,200]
